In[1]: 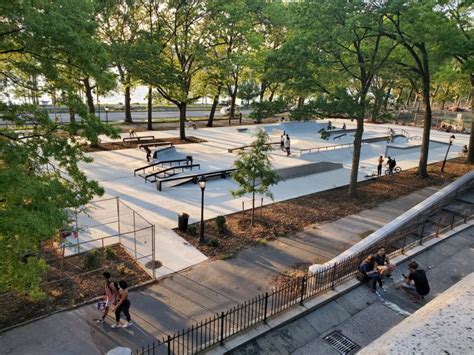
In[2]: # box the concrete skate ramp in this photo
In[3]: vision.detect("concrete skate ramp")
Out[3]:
[153,146,187,161]
[385,140,449,157]
[275,161,343,180]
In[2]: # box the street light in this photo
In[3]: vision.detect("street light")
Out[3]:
[441,135,456,172]
[105,105,109,124]
[199,176,207,243]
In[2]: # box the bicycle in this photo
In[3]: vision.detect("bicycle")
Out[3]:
[385,166,402,176]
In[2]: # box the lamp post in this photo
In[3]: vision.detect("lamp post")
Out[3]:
[105,105,109,124]
[199,176,207,243]
[441,135,455,172]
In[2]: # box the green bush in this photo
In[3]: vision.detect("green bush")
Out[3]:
[215,215,227,235]
[84,249,103,270]
[250,99,288,122]
[103,246,116,259]
[207,238,220,248]
[187,224,197,235]
[319,128,330,140]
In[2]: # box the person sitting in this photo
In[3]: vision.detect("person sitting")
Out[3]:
[359,255,383,292]
[400,261,430,303]
[462,145,468,156]
[342,122,346,130]
[374,247,395,280]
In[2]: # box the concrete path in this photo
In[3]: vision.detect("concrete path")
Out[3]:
[229,226,474,355]
[0,186,441,355]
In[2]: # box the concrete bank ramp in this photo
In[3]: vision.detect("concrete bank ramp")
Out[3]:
[275,161,343,180]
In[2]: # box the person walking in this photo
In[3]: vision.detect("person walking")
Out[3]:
[377,155,384,177]
[143,146,152,162]
[280,132,286,152]
[95,272,117,323]
[400,261,430,303]
[284,134,291,156]
[111,280,133,328]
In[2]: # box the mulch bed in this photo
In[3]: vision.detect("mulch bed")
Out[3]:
[0,244,151,330]
[82,136,206,152]
[176,158,473,260]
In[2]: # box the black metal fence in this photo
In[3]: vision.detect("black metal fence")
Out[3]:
[136,196,473,355]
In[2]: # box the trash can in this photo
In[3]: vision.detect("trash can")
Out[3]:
[178,213,189,232]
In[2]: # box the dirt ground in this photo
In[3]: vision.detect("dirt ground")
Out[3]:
[0,244,151,330]
[176,158,473,260]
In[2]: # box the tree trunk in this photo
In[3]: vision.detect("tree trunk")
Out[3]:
[251,178,255,227]
[349,116,364,198]
[69,107,75,124]
[124,85,133,123]
[259,82,267,102]
[383,87,392,110]
[83,78,95,114]
[229,87,238,120]
[297,96,305,109]
[179,102,186,140]
[405,87,413,107]
[467,73,474,164]
[207,89,220,127]
[396,87,404,105]
[418,75,432,178]
[147,86,153,131]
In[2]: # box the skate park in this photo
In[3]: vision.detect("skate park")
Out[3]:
[71,119,468,278]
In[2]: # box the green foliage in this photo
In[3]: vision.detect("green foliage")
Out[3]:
[214,215,227,235]
[207,238,220,248]
[84,250,103,271]
[250,99,288,122]
[116,262,134,276]
[104,246,116,259]
[319,129,330,141]
[237,81,260,106]
[187,224,197,235]
[231,130,279,225]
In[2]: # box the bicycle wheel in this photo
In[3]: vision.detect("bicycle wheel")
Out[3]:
[394,166,402,173]
[385,169,390,176]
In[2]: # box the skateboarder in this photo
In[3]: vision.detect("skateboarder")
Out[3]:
[284,134,291,156]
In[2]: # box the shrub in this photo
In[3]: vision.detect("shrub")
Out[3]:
[116,262,134,276]
[207,238,220,248]
[103,246,116,259]
[319,128,330,140]
[215,215,227,235]
[187,224,197,235]
[84,249,103,270]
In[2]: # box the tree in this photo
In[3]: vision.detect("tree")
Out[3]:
[290,0,397,196]
[97,0,146,124]
[384,0,452,177]
[1,0,117,296]
[238,80,260,106]
[231,130,279,227]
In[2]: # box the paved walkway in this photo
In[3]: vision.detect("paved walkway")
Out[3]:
[0,186,442,355]
[229,225,474,355]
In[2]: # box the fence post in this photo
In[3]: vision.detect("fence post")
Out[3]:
[451,212,456,229]
[116,197,121,244]
[263,292,269,323]
[331,263,337,289]
[220,311,225,344]
[167,335,171,355]
[419,223,425,245]
[401,231,408,254]
[436,217,441,237]
[299,276,307,305]
[152,225,156,280]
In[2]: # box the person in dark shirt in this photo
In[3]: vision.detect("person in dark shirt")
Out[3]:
[400,261,430,302]
[359,255,383,292]
[374,247,395,280]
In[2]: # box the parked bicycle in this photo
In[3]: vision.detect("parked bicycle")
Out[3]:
[385,166,402,176]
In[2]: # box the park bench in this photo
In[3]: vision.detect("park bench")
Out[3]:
[157,168,237,191]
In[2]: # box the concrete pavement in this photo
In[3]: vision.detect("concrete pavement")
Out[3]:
[0,186,441,355]
[228,226,474,355]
